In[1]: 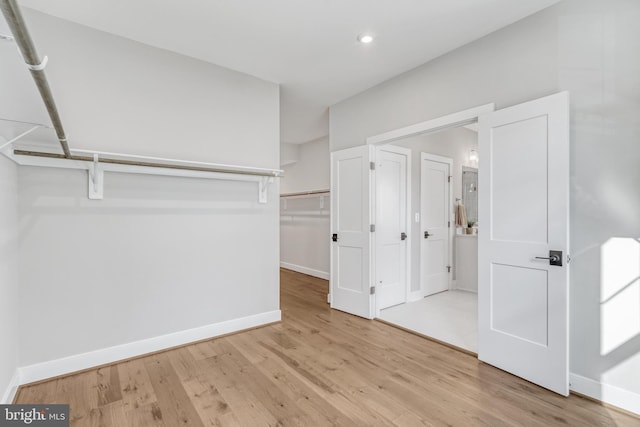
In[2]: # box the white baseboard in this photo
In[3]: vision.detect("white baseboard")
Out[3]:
[1,370,21,404]
[281,262,329,280]
[570,373,640,416]
[408,290,424,302]
[19,310,281,385]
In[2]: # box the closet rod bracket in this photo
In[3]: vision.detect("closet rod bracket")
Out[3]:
[88,154,104,200]
[258,177,274,204]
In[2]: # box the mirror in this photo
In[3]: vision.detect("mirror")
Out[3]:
[462,166,478,225]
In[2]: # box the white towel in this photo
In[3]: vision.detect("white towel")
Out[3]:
[455,203,467,228]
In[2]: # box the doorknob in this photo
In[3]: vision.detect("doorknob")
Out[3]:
[424,231,431,239]
[535,250,563,266]
[401,232,407,241]
[332,233,338,242]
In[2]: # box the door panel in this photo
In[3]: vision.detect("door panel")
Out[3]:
[491,115,548,243]
[331,145,373,318]
[421,155,451,297]
[491,264,548,345]
[478,91,570,396]
[337,157,364,232]
[336,246,364,292]
[375,147,409,310]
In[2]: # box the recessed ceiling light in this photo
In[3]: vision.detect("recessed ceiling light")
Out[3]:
[357,34,374,44]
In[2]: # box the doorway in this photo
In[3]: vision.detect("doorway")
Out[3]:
[375,145,411,310]
[376,125,479,353]
[330,93,570,395]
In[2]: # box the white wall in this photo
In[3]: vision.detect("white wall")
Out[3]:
[330,0,640,413]
[393,126,478,291]
[0,11,41,403]
[280,137,330,279]
[280,142,299,166]
[0,12,49,126]
[18,168,279,366]
[20,9,279,168]
[0,153,19,402]
[280,137,330,194]
[9,10,281,373]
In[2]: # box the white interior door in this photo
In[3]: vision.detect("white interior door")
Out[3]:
[330,145,374,319]
[375,145,409,310]
[421,154,451,297]
[478,91,570,395]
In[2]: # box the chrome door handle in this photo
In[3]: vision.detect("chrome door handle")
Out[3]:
[535,255,559,261]
[535,250,563,266]
[424,231,431,239]
[401,232,407,241]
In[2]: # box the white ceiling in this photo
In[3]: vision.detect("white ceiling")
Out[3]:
[19,0,560,144]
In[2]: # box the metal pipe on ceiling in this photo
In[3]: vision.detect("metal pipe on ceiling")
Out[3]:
[0,0,71,158]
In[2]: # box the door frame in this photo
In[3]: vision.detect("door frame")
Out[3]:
[373,144,412,314]
[366,103,494,317]
[420,152,453,298]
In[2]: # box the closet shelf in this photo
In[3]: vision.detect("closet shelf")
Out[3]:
[1,141,283,203]
[281,210,329,217]
[280,189,330,214]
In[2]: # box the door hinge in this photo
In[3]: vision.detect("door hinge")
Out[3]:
[447,265,451,273]
[370,224,376,232]
[448,221,451,228]
[567,254,571,264]
[448,175,452,183]
[370,161,376,170]
[370,286,376,295]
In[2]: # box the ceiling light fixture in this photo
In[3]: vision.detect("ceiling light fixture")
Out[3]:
[469,149,479,165]
[357,34,374,44]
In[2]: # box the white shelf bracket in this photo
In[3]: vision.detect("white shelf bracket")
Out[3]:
[88,154,104,200]
[258,177,274,204]
[0,125,41,153]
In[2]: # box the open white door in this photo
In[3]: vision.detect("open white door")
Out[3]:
[375,145,410,310]
[421,154,452,297]
[478,91,570,395]
[330,145,374,319]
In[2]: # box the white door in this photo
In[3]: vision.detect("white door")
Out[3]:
[421,154,452,297]
[478,91,570,395]
[375,145,410,310]
[330,145,374,319]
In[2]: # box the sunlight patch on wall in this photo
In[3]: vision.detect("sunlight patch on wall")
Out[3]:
[600,237,640,355]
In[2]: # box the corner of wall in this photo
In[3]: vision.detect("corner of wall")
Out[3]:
[1,371,21,404]
[0,154,19,404]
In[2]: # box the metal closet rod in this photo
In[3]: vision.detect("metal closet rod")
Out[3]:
[280,189,330,197]
[0,0,71,158]
[13,150,281,177]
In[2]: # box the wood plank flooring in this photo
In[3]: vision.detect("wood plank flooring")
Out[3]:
[15,269,640,426]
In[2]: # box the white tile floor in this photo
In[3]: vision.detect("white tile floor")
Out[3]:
[378,290,478,353]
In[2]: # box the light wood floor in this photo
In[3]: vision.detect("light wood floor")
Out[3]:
[15,269,639,426]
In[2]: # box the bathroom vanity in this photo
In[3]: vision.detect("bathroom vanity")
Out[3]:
[455,234,477,292]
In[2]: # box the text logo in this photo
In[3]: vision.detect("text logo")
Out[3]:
[0,405,68,426]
